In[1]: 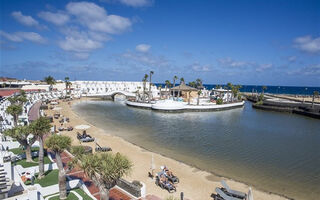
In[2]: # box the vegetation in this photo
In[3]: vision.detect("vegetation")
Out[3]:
[30,117,52,179]
[46,135,72,200]
[15,156,52,168]
[258,93,264,101]
[65,77,72,96]
[73,152,133,200]
[312,91,319,108]
[25,170,59,187]
[70,146,86,158]
[45,188,94,200]
[262,86,267,94]
[256,100,264,105]
[4,126,37,162]
[165,196,179,200]
[165,80,171,98]
[148,71,154,103]
[142,74,148,102]
[5,105,23,126]
[9,147,39,155]
[44,76,56,91]
[197,90,202,105]
[216,98,223,105]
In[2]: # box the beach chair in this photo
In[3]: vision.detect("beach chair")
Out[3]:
[221,180,247,199]
[215,188,243,200]
[80,137,95,142]
[155,172,176,193]
[163,167,179,183]
[95,143,112,152]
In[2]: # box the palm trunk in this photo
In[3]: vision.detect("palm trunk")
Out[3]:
[25,145,33,162]
[98,184,109,200]
[56,152,67,200]
[13,114,18,126]
[148,77,152,103]
[38,136,45,178]
[142,82,146,102]
[312,94,315,108]
[188,91,191,105]
[197,94,200,105]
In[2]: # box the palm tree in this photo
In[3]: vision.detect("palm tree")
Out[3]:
[44,76,56,91]
[173,76,178,87]
[312,91,319,108]
[227,82,233,102]
[142,74,148,102]
[4,125,37,162]
[45,135,71,200]
[262,86,267,94]
[148,71,154,103]
[178,77,185,97]
[30,117,51,179]
[74,152,132,200]
[197,90,202,105]
[165,80,171,99]
[6,104,23,126]
[65,77,71,96]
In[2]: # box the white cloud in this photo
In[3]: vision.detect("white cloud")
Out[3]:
[66,1,131,34]
[217,57,253,67]
[136,44,151,52]
[190,63,211,72]
[122,51,169,67]
[289,64,320,76]
[0,31,46,44]
[117,0,152,7]
[288,56,297,62]
[38,11,69,26]
[59,35,103,52]
[293,35,320,54]
[11,11,39,27]
[256,64,273,72]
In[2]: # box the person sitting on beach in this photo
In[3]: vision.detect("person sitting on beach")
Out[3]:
[163,166,173,177]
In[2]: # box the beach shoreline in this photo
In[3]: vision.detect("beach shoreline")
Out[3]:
[48,97,290,200]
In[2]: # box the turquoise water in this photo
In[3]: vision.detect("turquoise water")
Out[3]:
[73,100,320,200]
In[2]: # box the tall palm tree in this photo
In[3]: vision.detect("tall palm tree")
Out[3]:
[45,135,71,200]
[178,77,185,97]
[65,77,71,96]
[4,125,36,162]
[197,90,202,105]
[74,152,132,200]
[6,104,23,126]
[173,76,178,87]
[312,91,319,109]
[165,80,171,99]
[44,76,56,91]
[262,86,267,94]
[30,117,51,178]
[142,74,148,102]
[148,71,154,103]
[227,82,233,103]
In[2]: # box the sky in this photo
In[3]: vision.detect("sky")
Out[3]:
[0,0,319,86]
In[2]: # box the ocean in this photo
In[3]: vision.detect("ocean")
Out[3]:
[155,84,320,95]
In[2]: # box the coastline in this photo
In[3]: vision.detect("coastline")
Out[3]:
[49,97,290,200]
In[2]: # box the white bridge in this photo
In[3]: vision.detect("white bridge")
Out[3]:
[85,90,136,99]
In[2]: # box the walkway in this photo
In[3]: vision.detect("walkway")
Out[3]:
[28,101,42,121]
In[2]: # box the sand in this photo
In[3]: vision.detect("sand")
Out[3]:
[45,98,289,200]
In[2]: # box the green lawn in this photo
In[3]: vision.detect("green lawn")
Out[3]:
[14,156,52,168]
[9,147,39,155]
[46,188,94,200]
[25,169,59,187]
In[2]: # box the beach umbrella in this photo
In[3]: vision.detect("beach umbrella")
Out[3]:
[75,124,91,130]
[150,154,155,177]
[248,187,254,200]
[52,107,62,111]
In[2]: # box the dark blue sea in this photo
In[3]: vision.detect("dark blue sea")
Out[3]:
[155,83,320,95]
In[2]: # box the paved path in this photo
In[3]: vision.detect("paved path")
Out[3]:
[28,101,42,121]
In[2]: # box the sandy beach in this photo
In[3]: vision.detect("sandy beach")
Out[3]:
[46,98,289,200]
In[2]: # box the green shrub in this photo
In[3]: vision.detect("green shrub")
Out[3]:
[216,98,223,105]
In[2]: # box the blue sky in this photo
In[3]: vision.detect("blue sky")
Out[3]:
[0,0,319,86]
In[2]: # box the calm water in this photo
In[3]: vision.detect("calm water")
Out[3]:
[73,101,320,200]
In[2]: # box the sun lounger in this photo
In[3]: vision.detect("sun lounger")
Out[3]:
[95,143,112,152]
[221,180,247,199]
[155,172,176,193]
[80,137,95,142]
[215,188,243,200]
